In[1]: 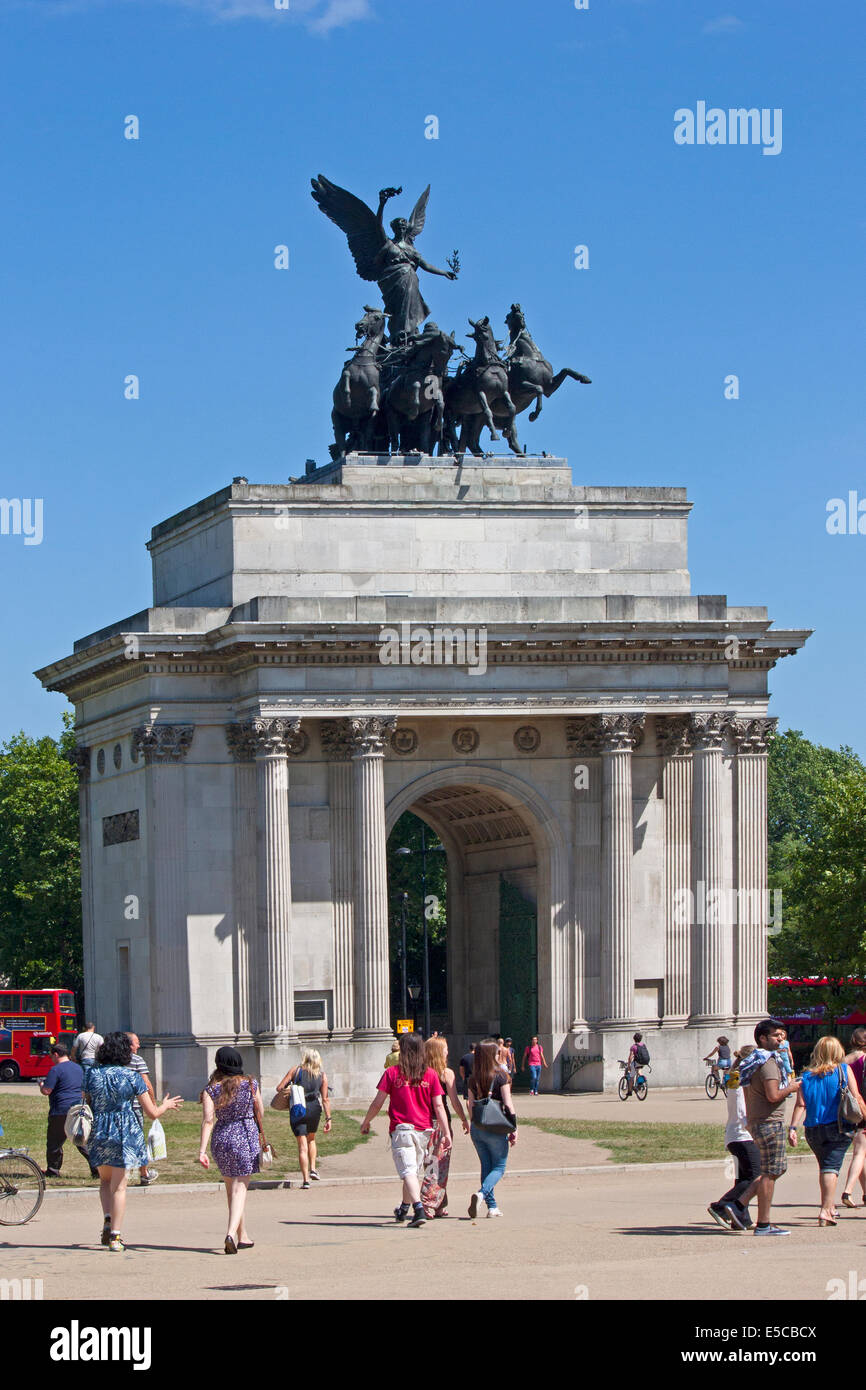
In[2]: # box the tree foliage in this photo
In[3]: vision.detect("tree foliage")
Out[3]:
[0,713,83,1006]
[768,730,866,1024]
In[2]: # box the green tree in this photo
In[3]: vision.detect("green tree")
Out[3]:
[0,713,83,1008]
[768,731,866,1027]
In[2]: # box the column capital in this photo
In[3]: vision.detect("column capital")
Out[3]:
[729,717,778,753]
[689,711,730,751]
[599,712,645,753]
[65,743,92,782]
[133,724,194,764]
[656,715,694,758]
[347,715,398,756]
[228,716,308,759]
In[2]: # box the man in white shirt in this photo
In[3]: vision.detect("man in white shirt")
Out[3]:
[72,1022,103,1078]
[127,1033,158,1186]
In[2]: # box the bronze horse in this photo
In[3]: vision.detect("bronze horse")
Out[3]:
[330,306,387,459]
[382,324,457,454]
[444,317,519,456]
[495,303,591,432]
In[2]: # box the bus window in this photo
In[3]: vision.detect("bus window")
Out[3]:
[29,1035,53,1058]
[0,1029,11,1051]
[23,994,48,1014]
[59,993,75,1011]
[0,993,20,1012]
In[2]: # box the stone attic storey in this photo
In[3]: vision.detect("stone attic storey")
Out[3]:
[37,454,809,1098]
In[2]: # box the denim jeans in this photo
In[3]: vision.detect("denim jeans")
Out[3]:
[528,1065,541,1093]
[470,1124,510,1207]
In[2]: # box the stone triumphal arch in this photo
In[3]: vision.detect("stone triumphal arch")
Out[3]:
[37,454,809,1096]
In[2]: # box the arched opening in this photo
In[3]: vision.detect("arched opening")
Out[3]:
[385,768,568,1084]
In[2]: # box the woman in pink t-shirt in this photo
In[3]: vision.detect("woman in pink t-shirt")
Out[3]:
[841,1026,866,1208]
[360,1032,451,1229]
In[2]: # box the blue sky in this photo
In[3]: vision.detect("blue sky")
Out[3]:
[1,0,863,753]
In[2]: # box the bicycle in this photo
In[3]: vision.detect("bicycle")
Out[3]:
[704,1059,729,1100]
[0,1146,46,1225]
[618,1060,650,1101]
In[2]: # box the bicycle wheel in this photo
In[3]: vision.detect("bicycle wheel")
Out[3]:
[705,1072,719,1100]
[0,1153,45,1225]
[635,1077,648,1101]
[618,1076,630,1101]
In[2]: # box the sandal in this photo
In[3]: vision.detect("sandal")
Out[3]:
[841,1192,857,1208]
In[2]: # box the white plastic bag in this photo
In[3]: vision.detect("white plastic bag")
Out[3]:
[146,1119,167,1162]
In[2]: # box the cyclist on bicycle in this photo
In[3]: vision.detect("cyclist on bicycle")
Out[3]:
[704,1036,733,1088]
[626,1033,649,1096]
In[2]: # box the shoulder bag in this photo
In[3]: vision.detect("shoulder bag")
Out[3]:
[471,1076,516,1136]
[838,1064,862,1133]
[289,1068,307,1125]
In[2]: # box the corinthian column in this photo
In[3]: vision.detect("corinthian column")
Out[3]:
[247,716,306,1043]
[347,716,396,1038]
[657,716,694,1023]
[66,745,95,1019]
[599,713,644,1025]
[732,718,776,1021]
[566,718,605,1026]
[133,723,195,1037]
[226,723,258,1036]
[320,720,356,1037]
[689,711,729,1022]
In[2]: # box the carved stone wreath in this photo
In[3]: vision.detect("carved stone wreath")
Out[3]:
[452,727,479,754]
[391,728,418,755]
[513,725,540,753]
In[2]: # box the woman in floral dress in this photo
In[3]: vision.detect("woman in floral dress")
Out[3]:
[199,1046,264,1253]
[86,1032,183,1252]
[420,1036,469,1218]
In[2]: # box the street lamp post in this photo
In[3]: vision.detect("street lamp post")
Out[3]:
[399,890,408,1020]
[397,831,445,1039]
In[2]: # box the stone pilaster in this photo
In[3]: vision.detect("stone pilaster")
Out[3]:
[66,745,96,1019]
[731,717,776,1021]
[565,718,605,1025]
[689,712,729,1022]
[320,720,357,1037]
[347,716,396,1039]
[226,723,258,1036]
[133,724,195,1037]
[599,713,645,1026]
[657,716,694,1023]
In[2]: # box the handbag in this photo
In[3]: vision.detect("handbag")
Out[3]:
[248,1080,275,1168]
[289,1068,307,1125]
[837,1064,862,1132]
[64,1102,94,1146]
[471,1076,516,1136]
[270,1088,291,1112]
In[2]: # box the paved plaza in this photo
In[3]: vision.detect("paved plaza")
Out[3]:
[3,1089,862,1302]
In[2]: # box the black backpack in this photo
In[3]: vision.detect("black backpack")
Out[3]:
[635,1043,650,1067]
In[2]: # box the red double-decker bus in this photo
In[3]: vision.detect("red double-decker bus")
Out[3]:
[768,977,866,1071]
[0,988,78,1082]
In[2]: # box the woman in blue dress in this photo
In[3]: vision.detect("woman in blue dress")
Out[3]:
[198,1046,265,1253]
[85,1032,183,1252]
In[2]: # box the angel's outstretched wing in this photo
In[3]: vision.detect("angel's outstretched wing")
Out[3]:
[310,175,386,282]
[407,185,430,244]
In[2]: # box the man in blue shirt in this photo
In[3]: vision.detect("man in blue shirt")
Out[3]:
[39,1043,91,1177]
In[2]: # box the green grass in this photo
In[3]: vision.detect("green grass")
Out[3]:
[521,1117,726,1165]
[0,1093,370,1186]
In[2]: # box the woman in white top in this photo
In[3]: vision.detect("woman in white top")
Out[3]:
[707,1045,761,1232]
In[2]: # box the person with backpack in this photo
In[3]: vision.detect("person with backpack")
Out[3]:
[626,1033,650,1095]
[788,1035,866,1226]
[359,1031,451,1229]
[707,1045,761,1231]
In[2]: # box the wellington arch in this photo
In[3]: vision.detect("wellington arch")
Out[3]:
[35,454,810,1097]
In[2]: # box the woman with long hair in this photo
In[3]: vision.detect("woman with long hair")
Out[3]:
[360,1031,451,1229]
[198,1046,265,1253]
[467,1039,518,1218]
[85,1031,183,1253]
[788,1035,866,1225]
[841,1026,866,1208]
[275,1048,332,1188]
[420,1036,469,1218]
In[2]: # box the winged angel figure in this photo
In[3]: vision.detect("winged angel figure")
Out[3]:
[311,176,458,343]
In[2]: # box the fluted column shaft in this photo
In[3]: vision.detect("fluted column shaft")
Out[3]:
[566,720,604,1026]
[226,725,257,1035]
[321,720,356,1035]
[67,746,96,1019]
[134,724,194,1036]
[733,719,776,1020]
[252,718,301,1041]
[599,715,644,1025]
[690,713,727,1021]
[658,718,693,1022]
[349,718,395,1037]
